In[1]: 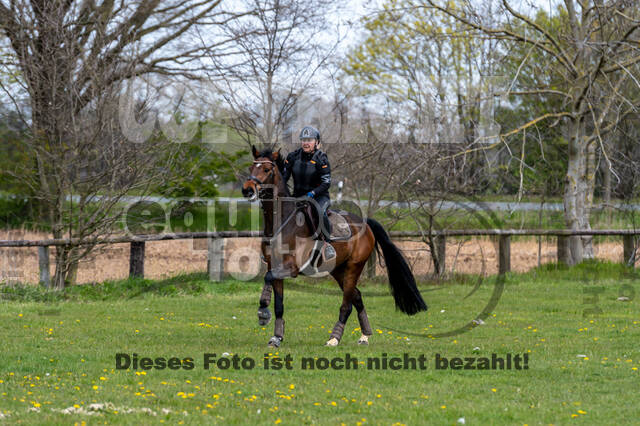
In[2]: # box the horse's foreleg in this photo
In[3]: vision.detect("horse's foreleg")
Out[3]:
[258,271,273,326]
[268,279,284,347]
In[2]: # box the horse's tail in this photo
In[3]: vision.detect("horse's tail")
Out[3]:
[366,218,427,315]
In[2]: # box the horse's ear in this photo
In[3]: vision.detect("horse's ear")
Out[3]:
[251,145,259,158]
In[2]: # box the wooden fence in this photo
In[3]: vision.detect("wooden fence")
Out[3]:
[0,229,638,287]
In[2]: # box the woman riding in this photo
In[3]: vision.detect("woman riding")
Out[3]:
[244,133,427,348]
[282,125,334,259]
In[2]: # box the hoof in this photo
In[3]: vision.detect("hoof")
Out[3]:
[258,307,271,326]
[267,336,282,348]
[358,335,369,345]
[325,337,339,347]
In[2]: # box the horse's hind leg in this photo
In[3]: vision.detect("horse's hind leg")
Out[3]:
[353,288,373,345]
[326,261,365,346]
[326,289,353,346]
[258,271,273,326]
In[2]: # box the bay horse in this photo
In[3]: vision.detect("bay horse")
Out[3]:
[241,146,427,347]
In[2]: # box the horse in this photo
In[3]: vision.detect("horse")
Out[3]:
[241,146,427,347]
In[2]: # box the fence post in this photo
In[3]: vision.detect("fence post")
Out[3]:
[557,235,570,265]
[499,235,511,275]
[208,237,226,281]
[366,244,377,278]
[435,235,446,275]
[38,246,51,288]
[129,241,145,278]
[623,235,636,268]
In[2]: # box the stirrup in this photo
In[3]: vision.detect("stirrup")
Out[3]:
[323,243,336,262]
[300,240,336,276]
[311,241,336,268]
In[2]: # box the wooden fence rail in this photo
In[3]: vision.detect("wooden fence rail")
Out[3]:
[0,229,638,288]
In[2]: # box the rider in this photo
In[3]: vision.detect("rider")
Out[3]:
[282,125,333,244]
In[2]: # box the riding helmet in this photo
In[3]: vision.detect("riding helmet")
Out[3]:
[299,125,320,142]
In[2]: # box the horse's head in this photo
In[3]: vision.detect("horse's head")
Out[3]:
[242,145,283,201]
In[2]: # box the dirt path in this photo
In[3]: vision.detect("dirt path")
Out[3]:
[0,230,633,284]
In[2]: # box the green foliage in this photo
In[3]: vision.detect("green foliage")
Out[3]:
[493,106,568,196]
[0,110,32,195]
[489,9,573,197]
[0,272,211,302]
[0,111,43,228]
[0,194,36,229]
[344,0,477,107]
[155,121,249,199]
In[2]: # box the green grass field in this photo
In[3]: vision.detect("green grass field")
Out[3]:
[1,261,639,425]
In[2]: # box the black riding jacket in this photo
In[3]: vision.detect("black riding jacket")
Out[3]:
[282,148,331,198]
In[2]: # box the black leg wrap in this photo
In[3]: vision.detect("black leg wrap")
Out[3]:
[264,270,274,284]
[358,308,373,336]
[330,321,346,341]
[259,282,272,308]
[274,318,285,339]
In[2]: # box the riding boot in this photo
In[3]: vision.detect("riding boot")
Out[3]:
[322,209,333,242]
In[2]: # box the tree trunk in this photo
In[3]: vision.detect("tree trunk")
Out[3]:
[601,149,612,225]
[66,259,79,286]
[563,119,593,265]
[53,245,70,289]
[582,139,596,259]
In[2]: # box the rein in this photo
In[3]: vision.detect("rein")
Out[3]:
[265,202,303,244]
[248,158,302,244]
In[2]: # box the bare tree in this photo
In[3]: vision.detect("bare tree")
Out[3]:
[0,0,243,288]
[200,0,340,149]
[326,90,484,276]
[417,0,640,264]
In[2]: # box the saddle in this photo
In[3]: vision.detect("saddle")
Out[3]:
[300,204,352,241]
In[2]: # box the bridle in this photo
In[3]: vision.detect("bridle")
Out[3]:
[248,159,275,184]
[246,158,312,243]
[247,159,276,189]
